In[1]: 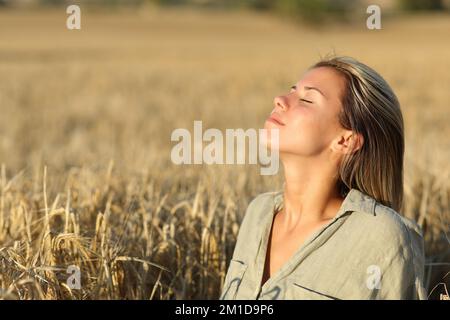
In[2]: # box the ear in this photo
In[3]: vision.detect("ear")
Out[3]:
[331,131,364,155]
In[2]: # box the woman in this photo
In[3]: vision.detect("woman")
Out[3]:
[220,56,427,300]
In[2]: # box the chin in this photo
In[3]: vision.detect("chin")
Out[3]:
[261,127,280,148]
[263,121,274,131]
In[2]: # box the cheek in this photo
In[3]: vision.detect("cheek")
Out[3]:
[287,108,317,138]
[280,108,335,154]
[279,109,314,150]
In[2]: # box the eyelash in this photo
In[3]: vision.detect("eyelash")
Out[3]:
[300,98,313,104]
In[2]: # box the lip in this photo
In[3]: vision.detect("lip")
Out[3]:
[266,113,285,126]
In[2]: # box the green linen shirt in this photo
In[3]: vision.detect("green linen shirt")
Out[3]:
[220,188,427,300]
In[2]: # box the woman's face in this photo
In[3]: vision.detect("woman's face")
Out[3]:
[264,66,347,158]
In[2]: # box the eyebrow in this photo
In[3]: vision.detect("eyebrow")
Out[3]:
[291,85,327,99]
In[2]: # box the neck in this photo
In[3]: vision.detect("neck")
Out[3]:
[279,153,344,230]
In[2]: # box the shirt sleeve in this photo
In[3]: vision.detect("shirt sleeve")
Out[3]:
[377,218,427,300]
[220,194,264,299]
[227,193,267,261]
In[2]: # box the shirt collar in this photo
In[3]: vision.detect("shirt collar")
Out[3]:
[272,187,376,219]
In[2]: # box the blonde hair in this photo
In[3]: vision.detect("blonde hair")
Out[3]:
[311,56,404,213]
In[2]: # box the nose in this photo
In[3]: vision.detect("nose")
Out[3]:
[273,95,288,111]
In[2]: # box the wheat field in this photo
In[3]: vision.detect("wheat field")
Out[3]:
[0,6,448,300]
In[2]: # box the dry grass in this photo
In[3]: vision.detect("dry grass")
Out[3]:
[0,7,448,299]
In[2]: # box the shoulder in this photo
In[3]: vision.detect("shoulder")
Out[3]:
[351,198,425,263]
[354,200,427,299]
[373,202,423,246]
[230,191,279,260]
[246,190,280,211]
[240,190,280,225]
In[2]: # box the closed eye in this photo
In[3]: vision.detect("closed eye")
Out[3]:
[300,98,313,103]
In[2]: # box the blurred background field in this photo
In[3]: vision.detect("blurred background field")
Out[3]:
[0,1,449,299]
